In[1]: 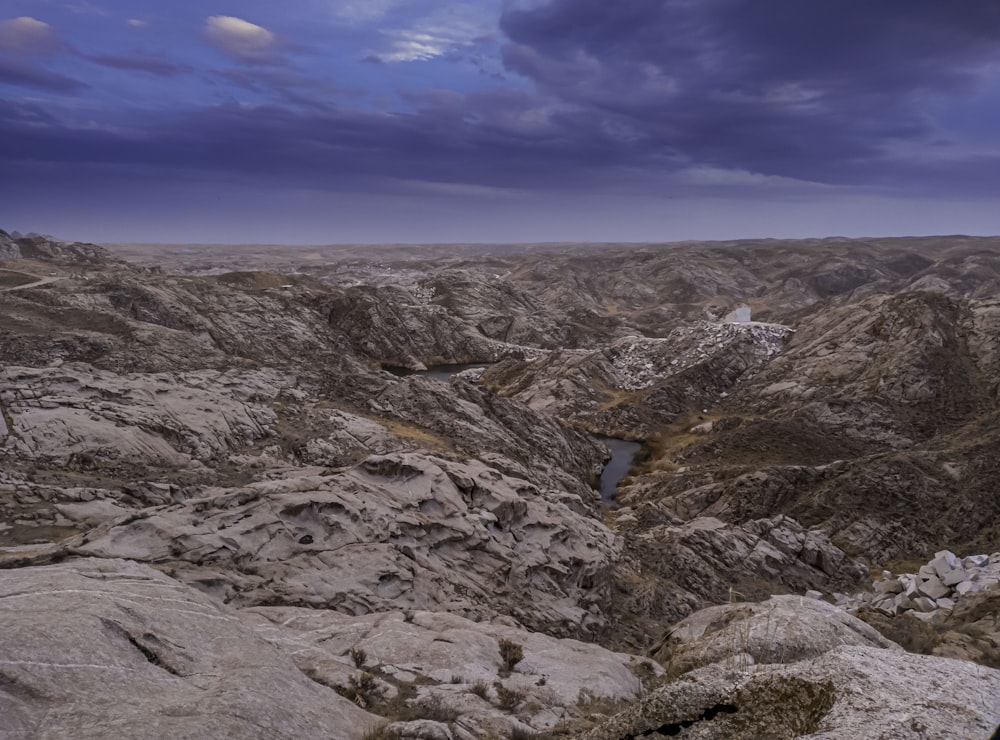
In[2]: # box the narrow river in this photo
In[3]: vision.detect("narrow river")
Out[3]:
[597,437,642,505]
[388,364,641,505]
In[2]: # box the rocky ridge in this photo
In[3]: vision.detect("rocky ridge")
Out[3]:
[2,231,1000,737]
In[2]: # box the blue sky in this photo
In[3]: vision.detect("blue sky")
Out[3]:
[2,0,1000,244]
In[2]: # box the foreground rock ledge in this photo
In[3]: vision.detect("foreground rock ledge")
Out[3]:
[581,646,1000,739]
[0,558,379,739]
[0,557,657,739]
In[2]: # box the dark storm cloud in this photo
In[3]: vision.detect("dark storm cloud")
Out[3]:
[0,85,670,194]
[4,0,1000,208]
[500,0,1000,183]
[0,58,86,92]
[87,53,189,77]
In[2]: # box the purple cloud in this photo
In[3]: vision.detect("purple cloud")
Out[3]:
[0,58,85,92]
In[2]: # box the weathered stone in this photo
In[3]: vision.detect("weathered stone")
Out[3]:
[0,558,379,739]
[244,605,656,736]
[874,579,903,594]
[900,573,920,596]
[955,580,981,596]
[911,596,937,612]
[892,594,915,614]
[68,453,621,640]
[934,549,960,568]
[651,595,898,676]
[581,647,1000,740]
[917,574,951,600]
[940,566,968,586]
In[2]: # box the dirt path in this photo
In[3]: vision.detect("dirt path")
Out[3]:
[0,270,64,292]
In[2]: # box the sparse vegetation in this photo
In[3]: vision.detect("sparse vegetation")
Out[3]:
[350,647,368,668]
[336,672,382,708]
[494,683,525,711]
[498,637,524,673]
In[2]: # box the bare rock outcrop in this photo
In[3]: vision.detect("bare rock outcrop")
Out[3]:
[0,231,119,264]
[652,594,899,677]
[0,558,380,739]
[580,646,1000,739]
[246,606,660,737]
[0,364,281,468]
[370,375,606,497]
[63,453,620,638]
[324,284,517,368]
[482,322,792,437]
[0,229,19,260]
[4,232,1000,737]
[604,515,867,650]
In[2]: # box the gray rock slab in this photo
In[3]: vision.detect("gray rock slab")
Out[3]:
[0,558,379,739]
[652,594,898,676]
[580,647,1000,740]
[917,574,951,600]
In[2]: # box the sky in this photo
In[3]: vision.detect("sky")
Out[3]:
[2,0,1000,244]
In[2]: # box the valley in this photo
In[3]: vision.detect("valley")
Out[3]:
[1,227,998,738]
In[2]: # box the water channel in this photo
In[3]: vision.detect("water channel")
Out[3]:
[386,363,642,504]
[597,437,642,505]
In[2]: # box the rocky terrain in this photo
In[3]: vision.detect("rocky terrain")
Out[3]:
[1,227,998,738]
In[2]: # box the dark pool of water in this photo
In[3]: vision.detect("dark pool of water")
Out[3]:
[424,364,489,381]
[598,437,642,504]
[385,363,489,381]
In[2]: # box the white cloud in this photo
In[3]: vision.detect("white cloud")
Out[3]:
[126,19,148,29]
[205,16,276,62]
[372,6,496,63]
[678,166,833,189]
[378,30,458,62]
[0,16,60,55]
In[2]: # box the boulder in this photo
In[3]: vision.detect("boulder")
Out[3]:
[651,594,898,676]
[916,574,951,600]
[581,647,1000,740]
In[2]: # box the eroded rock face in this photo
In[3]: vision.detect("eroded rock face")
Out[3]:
[482,322,792,437]
[4,233,1000,736]
[0,229,19,260]
[615,289,1000,588]
[370,375,606,496]
[324,284,523,369]
[604,515,867,650]
[63,453,620,639]
[3,232,119,264]
[0,558,380,739]
[0,364,281,467]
